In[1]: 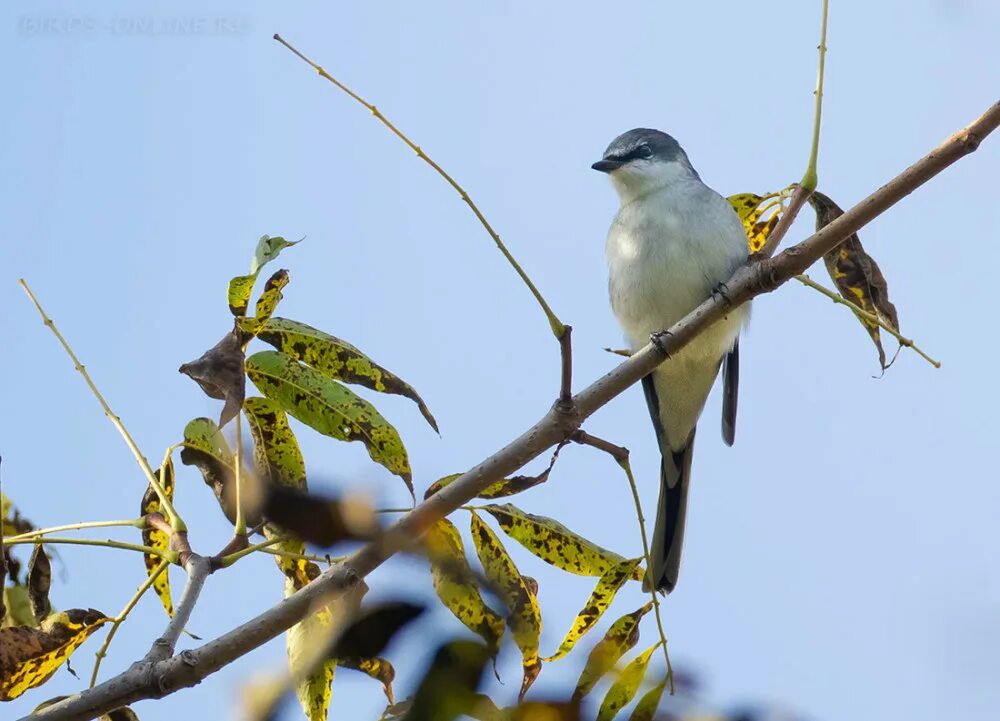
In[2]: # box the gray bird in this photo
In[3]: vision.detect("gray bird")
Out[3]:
[594,128,749,593]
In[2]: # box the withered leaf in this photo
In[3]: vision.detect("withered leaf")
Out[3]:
[338,656,395,703]
[262,486,376,548]
[400,640,491,721]
[328,601,424,660]
[424,470,550,501]
[178,330,246,427]
[0,609,109,700]
[809,190,901,369]
[27,545,52,624]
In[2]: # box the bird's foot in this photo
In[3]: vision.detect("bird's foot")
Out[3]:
[711,281,733,309]
[649,330,673,358]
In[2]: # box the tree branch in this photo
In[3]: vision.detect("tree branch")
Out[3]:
[23,99,1000,721]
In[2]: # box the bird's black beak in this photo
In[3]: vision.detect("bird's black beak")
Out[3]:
[591,158,623,173]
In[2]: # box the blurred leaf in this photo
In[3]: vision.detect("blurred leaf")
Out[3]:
[178,330,246,427]
[595,643,659,721]
[726,193,782,254]
[246,350,413,498]
[481,504,642,580]
[101,708,140,721]
[628,676,667,721]
[338,656,395,704]
[809,190,901,369]
[400,640,491,721]
[250,235,300,276]
[425,519,504,650]
[287,605,337,721]
[0,609,110,700]
[424,470,549,501]
[543,557,642,662]
[179,418,258,527]
[470,512,541,700]
[510,700,581,721]
[228,274,257,317]
[573,603,652,701]
[140,460,175,618]
[26,545,51,624]
[2,587,34,629]
[257,317,439,433]
[262,486,375,548]
[329,602,424,660]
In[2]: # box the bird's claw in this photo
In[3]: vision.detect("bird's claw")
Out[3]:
[650,330,673,358]
[711,281,733,309]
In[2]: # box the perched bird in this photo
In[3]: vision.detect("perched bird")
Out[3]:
[594,128,748,593]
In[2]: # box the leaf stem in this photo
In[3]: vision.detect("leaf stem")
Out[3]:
[3,535,178,562]
[256,547,344,565]
[233,413,247,537]
[794,274,941,367]
[618,456,674,694]
[218,535,287,567]
[801,0,830,190]
[272,33,565,339]
[3,518,145,543]
[18,280,187,532]
[90,559,169,687]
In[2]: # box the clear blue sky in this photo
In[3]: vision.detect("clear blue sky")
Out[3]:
[3,2,999,720]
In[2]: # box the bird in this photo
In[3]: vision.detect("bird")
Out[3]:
[594,128,749,593]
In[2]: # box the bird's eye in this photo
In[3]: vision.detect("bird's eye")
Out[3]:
[636,145,653,159]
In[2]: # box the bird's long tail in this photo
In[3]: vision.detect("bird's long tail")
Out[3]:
[645,432,695,594]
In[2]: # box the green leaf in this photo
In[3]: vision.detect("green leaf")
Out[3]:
[596,643,659,721]
[257,317,439,433]
[227,274,257,317]
[424,470,549,501]
[140,460,175,617]
[425,519,504,650]
[179,418,257,527]
[243,397,307,492]
[250,234,300,276]
[628,676,667,721]
[470,512,541,700]
[573,603,653,701]
[481,504,643,580]
[543,557,642,662]
[245,350,413,499]
[287,606,336,721]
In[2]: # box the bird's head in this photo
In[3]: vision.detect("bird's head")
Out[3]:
[592,128,699,201]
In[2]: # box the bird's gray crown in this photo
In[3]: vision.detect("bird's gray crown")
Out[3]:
[602,128,686,164]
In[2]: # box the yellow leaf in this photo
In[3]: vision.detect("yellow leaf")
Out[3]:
[628,676,667,721]
[338,656,395,704]
[573,603,652,701]
[0,609,110,700]
[596,643,659,721]
[425,519,505,650]
[424,470,549,501]
[470,512,542,700]
[481,504,642,580]
[140,460,175,617]
[726,192,783,254]
[543,557,642,662]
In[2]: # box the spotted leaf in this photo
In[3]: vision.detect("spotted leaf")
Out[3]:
[470,512,541,700]
[727,192,783,254]
[425,519,505,650]
[179,417,258,527]
[0,609,110,700]
[809,190,901,369]
[543,557,642,662]
[481,504,642,580]
[424,469,550,501]
[573,603,653,701]
[595,643,659,721]
[140,460,175,617]
[338,656,395,704]
[246,350,413,499]
[250,234,300,276]
[227,274,257,317]
[256,317,438,433]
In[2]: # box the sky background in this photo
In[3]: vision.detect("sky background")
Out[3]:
[3,2,999,720]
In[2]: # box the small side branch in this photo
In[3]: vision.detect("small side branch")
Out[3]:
[794,274,941,368]
[147,555,212,662]
[558,325,573,403]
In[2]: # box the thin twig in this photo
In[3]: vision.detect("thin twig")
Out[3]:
[4,519,144,544]
[569,430,629,464]
[4,536,177,561]
[758,184,811,259]
[90,559,169,687]
[233,413,247,537]
[794,274,941,367]
[147,555,212,661]
[23,99,1000,721]
[801,0,830,190]
[272,33,565,339]
[218,535,287,568]
[558,325,574,403]
[18,280,186,532]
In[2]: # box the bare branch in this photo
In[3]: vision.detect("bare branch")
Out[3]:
[23,99,1000,721]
